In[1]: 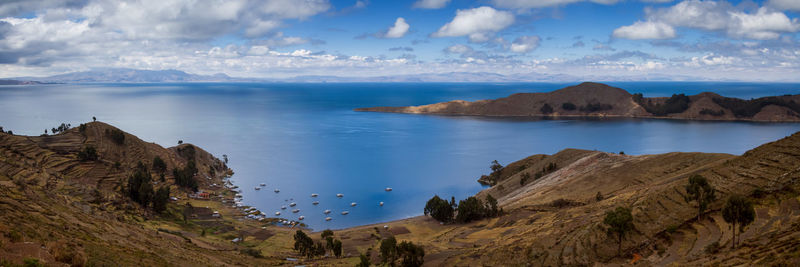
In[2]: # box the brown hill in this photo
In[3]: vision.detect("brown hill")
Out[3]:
[356,82,800,122]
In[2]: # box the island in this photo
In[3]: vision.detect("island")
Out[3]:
[356,82,800,122]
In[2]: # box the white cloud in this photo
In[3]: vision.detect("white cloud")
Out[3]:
[613,21,676,39]
[617,0,800,40]
[510,35,541,53]
[412,0,452,9]
[384,17,410,38]
[444,44,474,54]
[769,0,800,11]
[490,0,620,9]
[432,6,514,43]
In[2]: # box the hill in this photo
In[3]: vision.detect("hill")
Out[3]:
[356,82,800,122]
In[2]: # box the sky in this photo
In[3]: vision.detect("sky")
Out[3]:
[0,0,798,81]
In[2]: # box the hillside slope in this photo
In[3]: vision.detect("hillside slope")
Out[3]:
[356,82,800,122]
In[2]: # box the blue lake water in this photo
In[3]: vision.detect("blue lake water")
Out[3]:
[2,82,800,230]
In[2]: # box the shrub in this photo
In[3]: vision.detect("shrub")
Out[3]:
[8,229,22,242]
[580,103,613,112]
[751,187,766,199]
[595,191,604,201]
[520,172,531,186]
[77,146,98,161]
[153,186,170,213]
[23,258,43,267]
[106,129,125,145]
[562,102,576,110]
[78,123,87,134]
[540,103,554,114]
[699,108,725,116]
[705,241,721,254]
[127,163,154,207]
[713,96,800,118]
[241,248,263,258]
[456,197,486,223]
[357,253,371,267]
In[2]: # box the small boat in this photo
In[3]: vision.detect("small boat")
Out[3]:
[336,193,343,198]
[311,193,318,197]
[341,211,349,215]
[324,210,331,214]
[350,202,357,207]
[275,211,281,216]
[254,187,261,190]
[385,187,392,192]
[325,217,332,221]
[292,209,300,213]
[379,202,384,206]
[274,189,280,193]
[312,201,319,205]
[289,202,296,207]
[260,183,266,186]
[281,206,287,210]
[298,216,305,220]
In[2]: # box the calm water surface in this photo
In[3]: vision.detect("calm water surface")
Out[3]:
[2,82,800,230]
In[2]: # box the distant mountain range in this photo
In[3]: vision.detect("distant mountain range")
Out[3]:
[3,68,717,84]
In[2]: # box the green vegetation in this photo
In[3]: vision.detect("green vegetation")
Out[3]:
[684,175,716,221]
[722,195,755,249]
[397,241,425,267]
[520,172,531,186]
[424,195,454,223]
[479,160,505,186]
[152,156,167,173]
[153,186,170,213]
[77,145,98,161]
[579,103,613,112]
[634,93,691,116]
[562,102,576,110]
[106,129,125,145]
[293,230,325,258]
[22,258,43,267]
[241,248,263,258]
[604,206,634,256]
[379,236,397,265]
[456,196,491,223]
[540,103,554,114]
[320,229,343,258]
[713,96,800,118]
[51,123,71,134]
[78,123,87,134]
[127,162,154,208]
[595,191,604,201]
[173,161,198,192]
[357,253,371,267]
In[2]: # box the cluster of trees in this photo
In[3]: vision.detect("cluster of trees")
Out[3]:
[293,230,343,258]
[699,108,725,116]
[479,160,505,186]
[0,126,12,135]
[521,162,558,186]
[633,93,691,116]
[105,129,125,145]
[127,162,170,213]
[712,96,800,118]
[379,236,424,267]
[562,102,577,110]
[77,146,98,161]
[424,194,501,224]
[49,123,72,135]
[152,156,167,173]
[579,103,613,112]
[540,103,554,114]
[172,160,198,192]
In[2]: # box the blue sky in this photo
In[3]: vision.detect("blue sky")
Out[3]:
[0,0,798,81]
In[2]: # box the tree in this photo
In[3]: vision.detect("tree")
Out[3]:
[485,194,499,217]
[293,230,315,258]
[604,206,634,256]
[380,236,398,265]
[357,253,371,267]
[107,129,125,145]
[456,197,486,223]
[722,195,755,249]
[397,241,424,267]
[178,140,183,145]
[685,175,716,221]
[540,103,554,114]
[222,154,228,164]
[92,116,96,122]
[321,229,335,253]
[562,102,577,110]
[127,164,154,208]
[153,186,170,213]
[424,195,454,223]
[152,156,167,173]
[490,160,503,173]
[332,239,342,258]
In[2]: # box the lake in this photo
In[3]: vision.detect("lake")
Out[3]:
[2,82,800,230]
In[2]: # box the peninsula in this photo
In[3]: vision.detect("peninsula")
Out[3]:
[356,82,800,122]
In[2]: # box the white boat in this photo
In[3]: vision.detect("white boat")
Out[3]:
[324,210,331,214]
[274,189,280,193]
[298,216,305,220]
[254,187,261,190]
[312,201,319,205]
[289,202,296,207]
[292,209,300,213]
[341,211,349,215]
[379,202,384,206]
[281,206,286,210]
[385,187,392,192]
[275,211,281,216]
[325,217,332,221]
[350,202,357,207]
[311,193,318,197]
[260,183,266,186]
[336,193,343,198]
